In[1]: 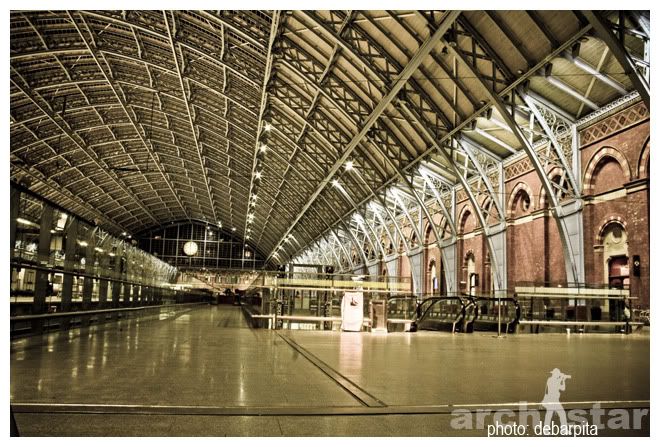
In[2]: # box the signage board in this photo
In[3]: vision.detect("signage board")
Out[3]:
[341,291,363,332]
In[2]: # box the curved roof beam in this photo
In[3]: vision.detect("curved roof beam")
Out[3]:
[266,10,461,264]
[163,11,219,224]
[242,11,282,250]
[433,13,587,284]
[11,68,161,230]
[259,92,390,248]
[280,11,478,259]
[66,11,189,219]
[77,11,262,89]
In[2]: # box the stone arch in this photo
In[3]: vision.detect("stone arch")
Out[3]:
[463,250,477,295]
[583,146,632,194]
[638,137,650,179]
[596,216,629,245]
[599,219,630,290]
[507,181,535,217]
[424,222,435,245]
[457,205,474,234]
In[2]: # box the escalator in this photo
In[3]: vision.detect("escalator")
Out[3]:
[411,295,520,334]
[411,296,470,333]
[470,296,521,333]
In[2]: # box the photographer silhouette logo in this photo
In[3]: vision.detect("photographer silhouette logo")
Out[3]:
[542,368,571,427]
[449,366,648,436]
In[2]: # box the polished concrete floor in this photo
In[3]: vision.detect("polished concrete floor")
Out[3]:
[11,305,649,436]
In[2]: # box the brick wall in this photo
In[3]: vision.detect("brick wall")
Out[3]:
[403,101,649,306]
[581,102,649,308]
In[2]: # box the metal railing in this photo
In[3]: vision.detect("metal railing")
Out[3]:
[470,296,521,334]
[10,302,208,338]
[412,296,468,333]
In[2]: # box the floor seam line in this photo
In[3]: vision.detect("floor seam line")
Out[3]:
[275,332,387,408]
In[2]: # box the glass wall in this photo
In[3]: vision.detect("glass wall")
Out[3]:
[10,185,178,315]
[137,221,267,270]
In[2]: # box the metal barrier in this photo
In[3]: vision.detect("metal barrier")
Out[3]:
[10,302,208,337]
[470,296,521,334]
[242,296,418,331]
[515,291,643,333]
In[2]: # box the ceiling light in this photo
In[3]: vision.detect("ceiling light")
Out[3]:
[231,227,236,232]
[16,217,36,226]
[331,179,340,187]
[345,160,354,170]
[263,122,272,132]
[122,231,127,236]
[79,241,88,247]
[260,144,268,153]
[255,171,262,179]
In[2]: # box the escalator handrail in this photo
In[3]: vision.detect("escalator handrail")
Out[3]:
[465,295,521,324]
[462,295,478,324]
[415,296,467,325]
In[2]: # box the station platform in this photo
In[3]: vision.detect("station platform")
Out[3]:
[10,305,649,436]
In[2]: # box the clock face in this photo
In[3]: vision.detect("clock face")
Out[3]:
[183,241,198,256]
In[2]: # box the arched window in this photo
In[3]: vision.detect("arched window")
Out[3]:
[429,260,438,294]
[592,158,624,195]
[465,252,476,296]
[602,222,629,288]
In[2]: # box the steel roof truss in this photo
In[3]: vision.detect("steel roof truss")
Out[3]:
[66,12,189,219]
[583,11,650,109]
[164,11,219,224]
[439,17,585,285]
